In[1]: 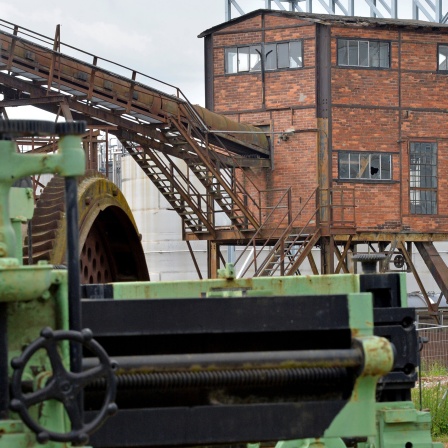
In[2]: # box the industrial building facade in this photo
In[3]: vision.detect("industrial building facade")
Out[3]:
[199,11,448,304]
[201,11,448,232]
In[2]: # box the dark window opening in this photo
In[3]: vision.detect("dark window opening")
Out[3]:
[225,40,303,74]
[265,43,276,70]
[438,44,448,71]
[410,142,437,215]
[338,152,392,181]
[338,39,390,68]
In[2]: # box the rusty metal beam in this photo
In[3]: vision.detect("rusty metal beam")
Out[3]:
[26,131,101,154]
[208,241,220,279]
[285,230,321,276]
[0,95,67,107]
[334,237,353,274]
[186,241,203,280]
[116,128,200,162]
[415,242,448,305]
[307,252,319,275]
[333,232,448,242]
[332,242,349,274]
[59,101,73,121]
[0,74,162,134]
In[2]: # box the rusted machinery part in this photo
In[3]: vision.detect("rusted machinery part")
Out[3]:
[24,172,149,284]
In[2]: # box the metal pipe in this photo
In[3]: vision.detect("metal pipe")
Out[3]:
[65,177,82,369]
[83,348,363,371]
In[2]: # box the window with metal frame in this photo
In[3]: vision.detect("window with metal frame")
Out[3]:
[337,39,390,68]
[438,44,448,71]
[225,41,302,74]
[410,142,437,215]
[338,152,392,181]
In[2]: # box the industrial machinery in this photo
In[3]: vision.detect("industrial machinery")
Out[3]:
[0,121,441,447]
[24,171,149,284]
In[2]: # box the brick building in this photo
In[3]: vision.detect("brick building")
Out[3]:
[199,10,448,300]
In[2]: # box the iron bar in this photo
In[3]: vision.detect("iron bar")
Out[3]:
[186,241,203,279]
[83,348,363,371]
[335,236,353,274]
[307,252,320,275]
[87,366,348,391]
[332,240,350,274]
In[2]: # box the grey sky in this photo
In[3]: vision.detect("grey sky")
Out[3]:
[0,0,442,116]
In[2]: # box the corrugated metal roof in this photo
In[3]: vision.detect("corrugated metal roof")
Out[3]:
[198,9,448,38]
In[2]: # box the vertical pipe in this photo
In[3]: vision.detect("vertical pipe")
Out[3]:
[398,30,403,228]
[65,177,82,368]
[256,47,267,109]
[65,175,84,419]
[288,188,292,224]
[280,239,285,276]
[316,23,333,274]
[105,134,109,180]
[204,36,215,111]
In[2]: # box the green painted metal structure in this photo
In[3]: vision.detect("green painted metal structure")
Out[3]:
[0,121,443,448]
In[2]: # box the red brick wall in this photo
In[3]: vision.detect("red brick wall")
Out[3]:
[332,69,399,107]
[211,14,318,219]
[331,25,448,232]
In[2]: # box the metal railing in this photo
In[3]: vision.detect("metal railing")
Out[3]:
[235,186,318,278]
[0,18,192,105]
[319,186,356,229]
[174,104,275,231]
[418,324,448,371]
